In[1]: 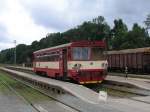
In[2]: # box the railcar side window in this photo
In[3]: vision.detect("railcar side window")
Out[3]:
[35,54,60,61]
[72,47,90,60]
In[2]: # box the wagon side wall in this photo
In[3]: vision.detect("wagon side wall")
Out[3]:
[107,52,144,72]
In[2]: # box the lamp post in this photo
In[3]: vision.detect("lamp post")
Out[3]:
[14,40,17,65]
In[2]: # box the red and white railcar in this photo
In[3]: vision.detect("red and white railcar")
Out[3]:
[33,41,108,84]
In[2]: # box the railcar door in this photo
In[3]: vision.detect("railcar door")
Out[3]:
[62,49,68,79]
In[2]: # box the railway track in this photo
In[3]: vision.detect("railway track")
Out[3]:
[0,77,42,112]
[3,66,150,105]
[0,70,79,112]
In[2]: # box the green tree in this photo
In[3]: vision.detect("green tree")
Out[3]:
[63,16,110,41]
[16,44,28,63]
[111,19,128,49]
[121,23,150,49]
[0,48,14,64]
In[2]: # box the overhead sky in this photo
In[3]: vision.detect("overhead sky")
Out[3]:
[0,0,149,51]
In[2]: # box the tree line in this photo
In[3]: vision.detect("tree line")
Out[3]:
[0,16,149,64]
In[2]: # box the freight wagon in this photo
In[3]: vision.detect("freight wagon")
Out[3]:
[33,41,108,84]
[107,47,150,73]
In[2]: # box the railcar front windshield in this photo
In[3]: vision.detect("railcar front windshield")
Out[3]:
[91,47,106,60]
[72,47,106,60]
[72,47,90,60]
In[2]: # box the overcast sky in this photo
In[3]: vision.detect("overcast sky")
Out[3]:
[0,0,149,51]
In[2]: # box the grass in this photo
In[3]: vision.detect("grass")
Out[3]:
[0,71,52,103]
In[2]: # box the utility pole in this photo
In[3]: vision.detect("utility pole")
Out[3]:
[144,14,150,32]
[14,40,17,65]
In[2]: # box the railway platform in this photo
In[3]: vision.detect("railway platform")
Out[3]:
[7,66,150,91]
[132,96,150,104]
[6,66,33,71]
[5,66,150,93]
[109,72,150,79]
[106,75,150,91]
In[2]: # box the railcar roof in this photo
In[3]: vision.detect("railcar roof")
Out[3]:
[107,47,150,54]
[34,41,105,54]
[34,43,71,54]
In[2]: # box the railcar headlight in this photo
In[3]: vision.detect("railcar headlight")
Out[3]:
[73,63,82,72]
[102,63,105,67]
[101,62,108,68]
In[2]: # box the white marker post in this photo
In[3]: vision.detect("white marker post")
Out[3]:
[98,91,108,102]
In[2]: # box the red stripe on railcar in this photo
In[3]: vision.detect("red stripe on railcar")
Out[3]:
[68,69,107,84]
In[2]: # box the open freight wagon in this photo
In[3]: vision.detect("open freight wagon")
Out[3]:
[107,47,150,73]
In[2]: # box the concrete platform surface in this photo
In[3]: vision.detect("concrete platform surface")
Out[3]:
[7,66,150,91]
[106,75,150,91]
[106,97,150,112]
[132,96,150,104]
[7,66,33,71]
[109,72,150,79]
